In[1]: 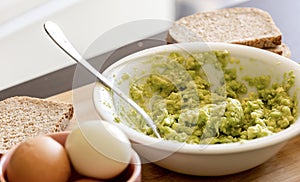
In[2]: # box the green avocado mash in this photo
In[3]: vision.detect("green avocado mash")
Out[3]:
[126,50,297,144]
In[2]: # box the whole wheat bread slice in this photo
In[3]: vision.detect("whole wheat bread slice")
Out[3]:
[0,96,73,154]
[168,30,290,57]
[168,7,282,48]
[264,43,291,58]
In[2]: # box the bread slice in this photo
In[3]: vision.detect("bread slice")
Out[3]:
[168,7,282,48]
[0,96,73,154]
[264,43,291,58]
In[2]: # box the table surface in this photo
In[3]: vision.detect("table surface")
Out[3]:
[48,84,300,182]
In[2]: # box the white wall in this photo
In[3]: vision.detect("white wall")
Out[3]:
[0,0,175,90]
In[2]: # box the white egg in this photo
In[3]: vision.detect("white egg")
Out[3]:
[65,120,132,179]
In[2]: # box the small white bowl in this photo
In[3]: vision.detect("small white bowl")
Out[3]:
[0,132,142,182]
[93,42,300,176]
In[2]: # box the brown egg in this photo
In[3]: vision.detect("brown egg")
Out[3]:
[74,178,105,182]
[6,136,71,182]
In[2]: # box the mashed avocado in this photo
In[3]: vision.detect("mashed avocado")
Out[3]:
[127,51,297,144]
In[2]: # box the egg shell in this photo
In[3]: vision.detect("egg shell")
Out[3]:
[65,120,132,179]
[6,136,71,182]
[74,178,104,182]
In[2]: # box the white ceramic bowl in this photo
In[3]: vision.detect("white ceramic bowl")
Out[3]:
[93,42,300,176]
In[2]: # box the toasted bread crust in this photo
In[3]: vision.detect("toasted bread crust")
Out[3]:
[0,96,74,153]
[167,32,289,57]
[265,43,291,58]
[168,7,282,48]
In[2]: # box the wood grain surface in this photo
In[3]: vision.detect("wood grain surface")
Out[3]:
[49,84,300,182]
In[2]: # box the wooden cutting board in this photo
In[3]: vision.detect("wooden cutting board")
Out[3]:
[49,84,300,182]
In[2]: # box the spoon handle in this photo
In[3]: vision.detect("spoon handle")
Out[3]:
[43,21,161,139]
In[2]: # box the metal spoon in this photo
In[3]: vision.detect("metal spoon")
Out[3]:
[43,21,161,139]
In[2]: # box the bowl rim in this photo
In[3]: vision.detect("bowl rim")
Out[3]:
[93,42,300,155]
